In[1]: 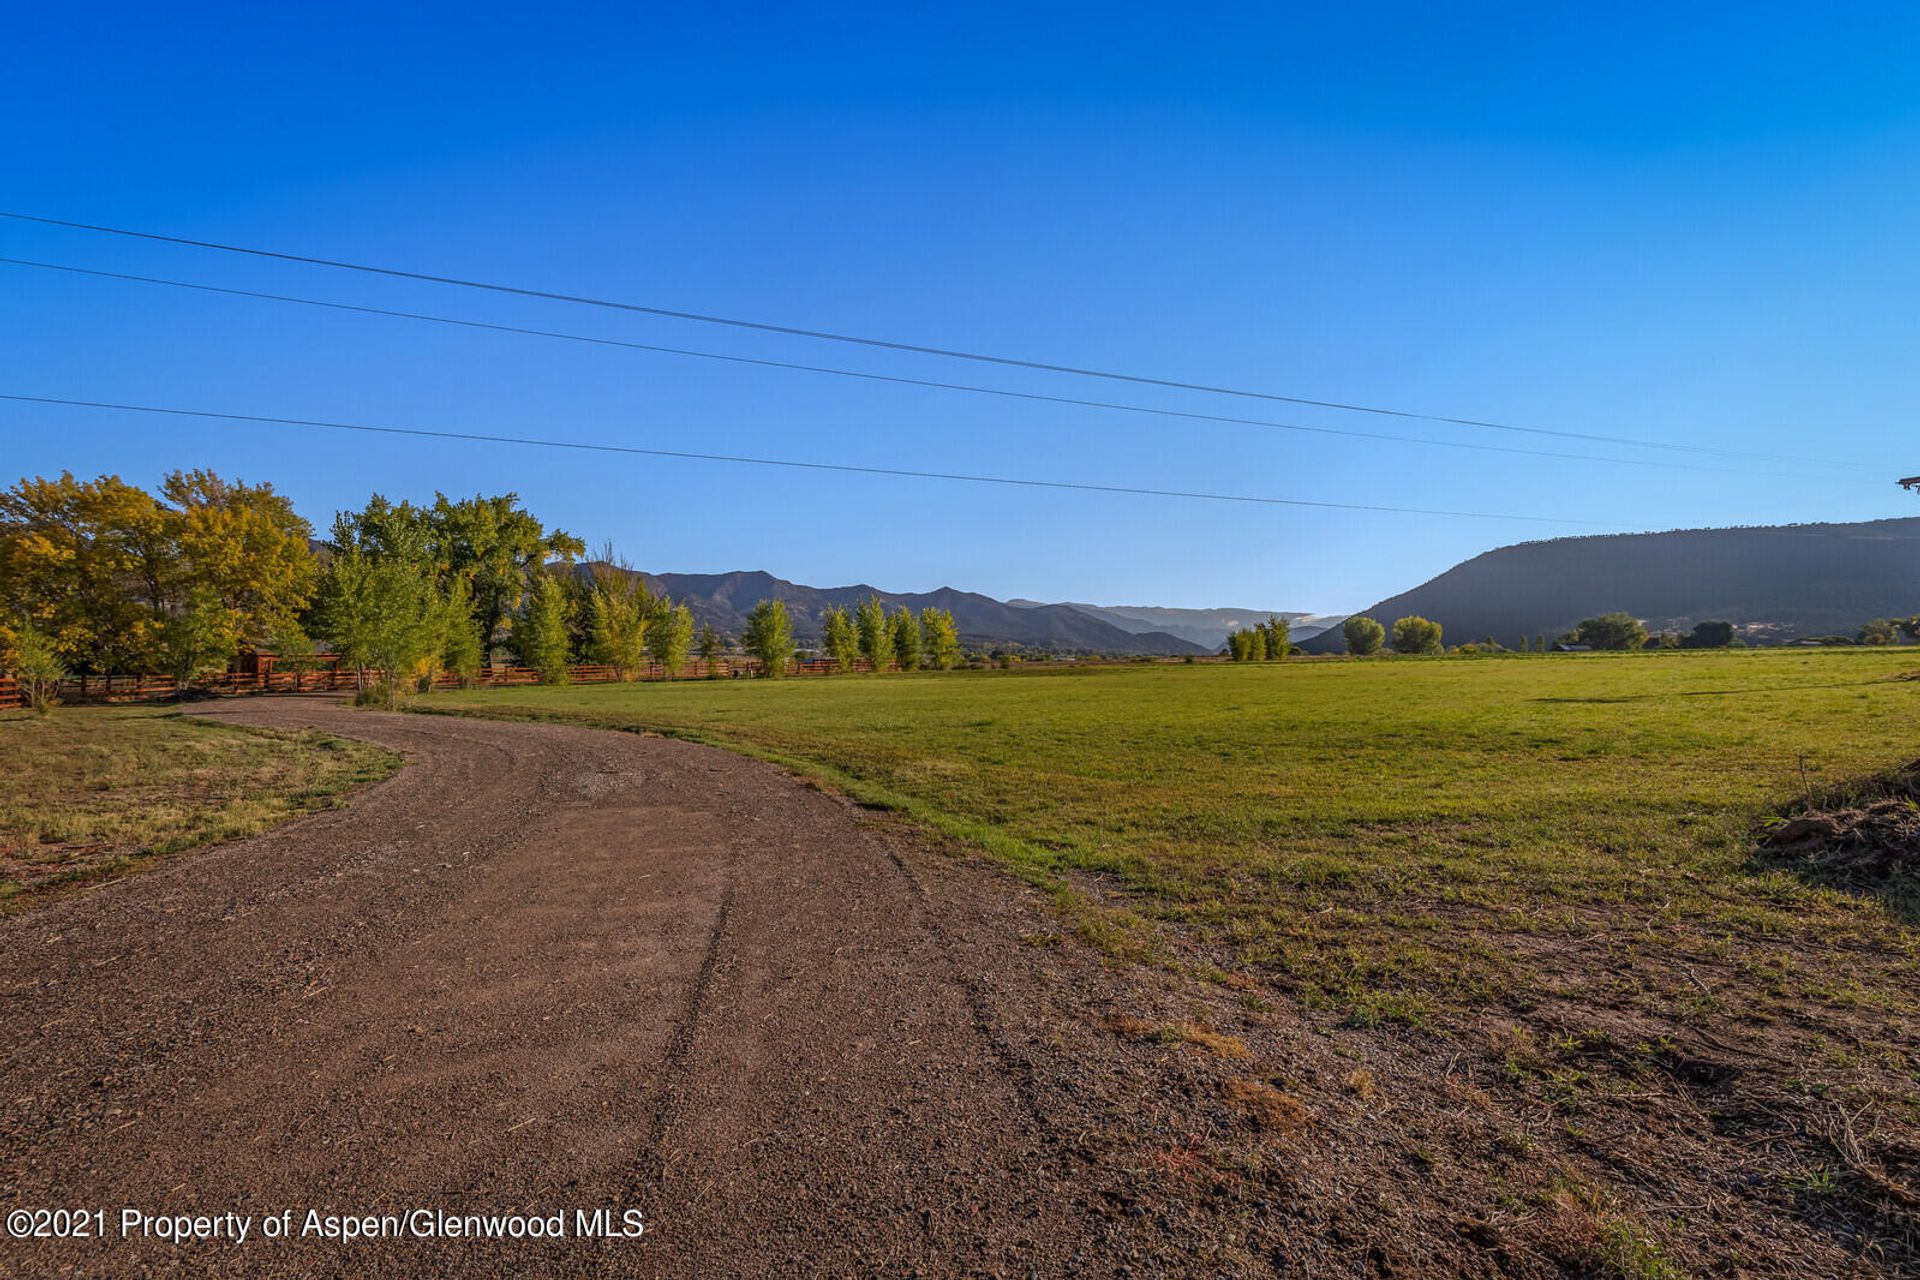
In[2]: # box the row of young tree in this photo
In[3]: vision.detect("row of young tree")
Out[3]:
[736,596,963,677]
[1224,615,1292,661]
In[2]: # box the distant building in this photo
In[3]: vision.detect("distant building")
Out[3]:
[1551,642,1593,653]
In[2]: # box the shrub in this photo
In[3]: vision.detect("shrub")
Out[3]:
[6,622,67,714]
[1391,615,1443,655]
[1343,616,1386,656]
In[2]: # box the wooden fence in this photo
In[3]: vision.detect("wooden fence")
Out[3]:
[0,656,889,710]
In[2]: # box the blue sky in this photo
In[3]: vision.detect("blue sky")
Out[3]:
[4,4,1917,611]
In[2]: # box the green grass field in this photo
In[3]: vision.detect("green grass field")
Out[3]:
[422,650,1920,1031]
[0,706,401,905]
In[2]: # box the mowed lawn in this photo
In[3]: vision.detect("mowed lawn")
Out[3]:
[423,650,1920,1028]
[0,706,400,905]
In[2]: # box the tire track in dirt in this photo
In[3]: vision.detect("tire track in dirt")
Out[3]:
[0,699,1125,1278]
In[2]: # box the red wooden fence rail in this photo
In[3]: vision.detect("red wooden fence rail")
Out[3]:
[1,655,895,710]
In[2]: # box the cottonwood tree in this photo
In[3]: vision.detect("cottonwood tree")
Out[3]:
[821,606,860,672]
[1262,615,1290,660]
[438,577,483,686]
[649,600,694,677]
[1571,612,1647,651]
[268,616,322,691]
[890,608,922,671]
[518,574,573,685]
[316,550,456,706]
[587,558,652,680]
[430,493,583,663]
[1860,618,1898,646]
[162,470,315,652]
[1342,616,1386,656]
[0,472,179,673]
[743,599,794,677]
[162,584,240,686]
[920,607,961,670]
[697,624,726,678]
[1392,616,1444,655]
[856,595,890,671]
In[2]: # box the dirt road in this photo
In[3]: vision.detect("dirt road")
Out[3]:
[0,700,1153,1278]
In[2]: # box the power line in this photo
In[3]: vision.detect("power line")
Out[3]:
[0,210,1850,470]
[0,392,1624,527]
[0,256,1859,481]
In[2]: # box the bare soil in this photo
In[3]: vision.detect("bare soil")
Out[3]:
[3,699,1916,1277]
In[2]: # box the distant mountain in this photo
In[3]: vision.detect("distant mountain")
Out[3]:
[1299,518,1920,653]
[1008,600,1340,651]
[588,568,1211,656]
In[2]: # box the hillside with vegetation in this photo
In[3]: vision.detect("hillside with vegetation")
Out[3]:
[624,569,1210,656]
[1301,517,1920,652]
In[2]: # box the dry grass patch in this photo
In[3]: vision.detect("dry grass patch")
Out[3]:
[0,706,400,904]
[1223,1078,1309,1131]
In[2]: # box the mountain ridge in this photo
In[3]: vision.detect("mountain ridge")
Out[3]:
[1298,517,1920,652]
[590,568,1213,656]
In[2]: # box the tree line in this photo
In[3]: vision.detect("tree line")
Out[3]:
[740,595,962,678]
[1,470,980,710]
[0,471,709,708]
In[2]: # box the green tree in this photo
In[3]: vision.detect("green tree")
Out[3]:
[437,577,483,686]
[743,599,794,677]
[890,608,922,671]
[1262,615,1291,660]
[821,606,860,672]
[0,472,174,673]
[267,615,322,691]
[163,584,240,687]
[1860,617,1898,646]
[315,550,448,707]
[1572,612,1648,651]
[856,594,890,671]
[5,621,67,714]
[162,469,316,652]
[920,607,961,670]
[587,560,652,680]
[1342,616,1386,656]
[1517,634,1531,655]
[1683,620,1735,649]
[428,492,584,663]
[1899,617,1920,643]
[518,573,573,684]
[697,624,726,678]
[649,600,694,677]
[1391,615,1444,655]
